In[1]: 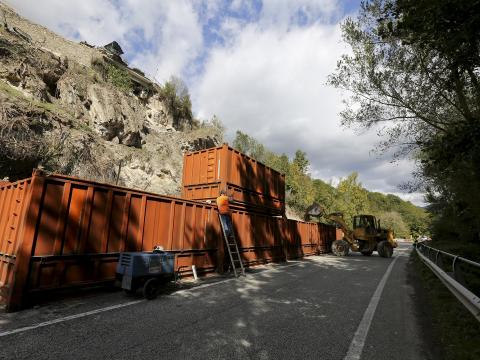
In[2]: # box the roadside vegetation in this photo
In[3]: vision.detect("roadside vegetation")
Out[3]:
[158,76,194,130]
[232,130,428,237]
[104,62,133,93]
[412,251,480,360]
[330,0,480,357]
[329,0,480,249]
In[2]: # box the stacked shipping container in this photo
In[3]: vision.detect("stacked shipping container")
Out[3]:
[182,144,286,215]
[0,146,335,311]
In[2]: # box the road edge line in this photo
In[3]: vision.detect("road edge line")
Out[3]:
[0,300,144,338]
[344,255,400,360]
[0,260,305,337]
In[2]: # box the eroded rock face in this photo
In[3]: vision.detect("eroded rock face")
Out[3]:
[0,4,224,195]
[145,96,173,130]
[86,84,143,145]
[1,37,68,103]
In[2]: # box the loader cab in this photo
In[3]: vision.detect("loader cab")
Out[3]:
[353,215,378,235]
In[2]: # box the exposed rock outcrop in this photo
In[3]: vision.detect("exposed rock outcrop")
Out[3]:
[0,2,222,195]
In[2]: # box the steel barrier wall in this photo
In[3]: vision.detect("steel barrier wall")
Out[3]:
[230,210,288,266]
[1,171,223,311]
[0,171,335,311]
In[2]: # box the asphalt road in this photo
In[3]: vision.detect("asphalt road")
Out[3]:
[0,242,434,360]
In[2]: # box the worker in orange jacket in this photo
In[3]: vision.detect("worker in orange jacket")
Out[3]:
[217,189,233,235]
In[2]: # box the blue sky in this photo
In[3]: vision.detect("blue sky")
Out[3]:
[5,0,424,205]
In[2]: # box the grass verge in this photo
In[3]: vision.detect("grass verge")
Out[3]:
[412,250,480,360]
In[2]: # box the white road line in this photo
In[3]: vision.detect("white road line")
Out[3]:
[0,300,144,338]
[344,255,400,360]
[0,261,304,337]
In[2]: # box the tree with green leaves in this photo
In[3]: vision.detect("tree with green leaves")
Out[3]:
[232,130,267,163]
[158,76,193,129]
[376,211,409,237]
[333,173,370,227]
[329,0,480,242]
[231,130,428,233]
[293,150,309,173]
[232,131,315,213]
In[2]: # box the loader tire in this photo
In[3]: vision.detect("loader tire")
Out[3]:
[361,251,373,256]
[332,240,350,256]
[377,241,393,258]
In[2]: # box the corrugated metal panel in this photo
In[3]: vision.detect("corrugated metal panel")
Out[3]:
[3,171,224,311]
[0,170,336,311]
[280,220,335,258]
[182,146,221,186]
[0,179,32,304]
[182,145,286,213]
[230,210,286,267]
[318,223,335,254]
[183,183,285,215]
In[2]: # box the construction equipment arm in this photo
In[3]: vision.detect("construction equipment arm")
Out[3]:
[326,213,359,251]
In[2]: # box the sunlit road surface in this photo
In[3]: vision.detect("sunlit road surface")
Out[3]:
[0,242,433,360]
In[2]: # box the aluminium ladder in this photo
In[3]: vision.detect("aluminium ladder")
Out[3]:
[219,214,245,277]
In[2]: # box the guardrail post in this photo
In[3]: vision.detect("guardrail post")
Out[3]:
[452,256,467,286]
[437,252,444,270]
[452,256,458,277]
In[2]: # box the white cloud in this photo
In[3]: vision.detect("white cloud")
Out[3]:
[193,3,423,205]
[260,0,340,27]
[4,0,424,205]
[126,1,204,81]
[4,0,204,81]
[4,0,125,44]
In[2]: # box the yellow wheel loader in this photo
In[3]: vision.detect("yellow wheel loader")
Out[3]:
[303,203,397,258]
[327,212,397,258]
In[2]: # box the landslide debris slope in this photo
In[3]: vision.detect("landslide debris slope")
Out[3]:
[0,2,221,195]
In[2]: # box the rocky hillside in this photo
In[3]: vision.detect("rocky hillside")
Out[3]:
[0,3,222,195]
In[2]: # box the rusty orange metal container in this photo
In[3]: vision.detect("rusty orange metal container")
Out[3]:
[230,209,286,266]
[0,178,32,306]
[0,170,335,311]
[319,223,336,254]
[0,171,224,311]
[182,144,286,215]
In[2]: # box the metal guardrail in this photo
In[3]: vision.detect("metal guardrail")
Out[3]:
[415,242,480,322]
